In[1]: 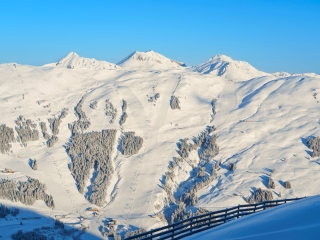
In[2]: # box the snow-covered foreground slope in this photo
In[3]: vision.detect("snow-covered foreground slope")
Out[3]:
[0,51,320,238]
[185,195,320,240]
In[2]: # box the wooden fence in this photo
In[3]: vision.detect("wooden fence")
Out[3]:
[125,197,305,240]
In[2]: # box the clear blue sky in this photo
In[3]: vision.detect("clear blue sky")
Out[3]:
[0,0,319,73]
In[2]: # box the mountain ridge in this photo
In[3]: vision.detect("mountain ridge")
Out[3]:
[1,51,319,77]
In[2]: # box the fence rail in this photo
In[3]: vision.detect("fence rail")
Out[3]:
[125,197,305,240]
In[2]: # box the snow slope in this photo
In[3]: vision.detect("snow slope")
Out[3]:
[186,195,320,240]
[44,52,121,70]
[0,51,320,238]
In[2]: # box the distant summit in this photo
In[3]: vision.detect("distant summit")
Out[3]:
[117,50,185,70]
[272,72,291,77]
[194,54,269,81]
[272,71,320,78]
[44,52,121,70]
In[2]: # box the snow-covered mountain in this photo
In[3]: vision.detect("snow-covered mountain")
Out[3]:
[0,51,320,239]
[272,71,320,78]
[44,52,121,70]
[293,72,320,78]
[272,71,291,77]
[117,50,185,70]
[194,54,269,81]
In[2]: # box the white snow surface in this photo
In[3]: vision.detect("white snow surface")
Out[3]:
[194,54,270,81]
[185,195,320,240]
[0,51,320,238]
[44,52,121,70]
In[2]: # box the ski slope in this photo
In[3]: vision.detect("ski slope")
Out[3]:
[0,51,320,238]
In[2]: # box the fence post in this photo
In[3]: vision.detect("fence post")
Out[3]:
[237,205,240,218]
[172,226,175,239]
[224,208,228,223]
[190,218,193,234]
[254,204,256,213]
[263,202,266,210]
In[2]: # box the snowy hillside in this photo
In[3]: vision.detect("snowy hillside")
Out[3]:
[44,52,121,70]
[186,196,320,240]
[194,54,269,81]
[0,51,320,239]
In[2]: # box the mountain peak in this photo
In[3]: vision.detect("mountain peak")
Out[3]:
[194,54,269,81]
[65,52,79,58]
[272,71,291,77]
[117,50,185,69]
[44,52,121,70]
[211,54,233,62]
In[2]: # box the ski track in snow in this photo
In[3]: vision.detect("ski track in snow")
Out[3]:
[103,74,181,229]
